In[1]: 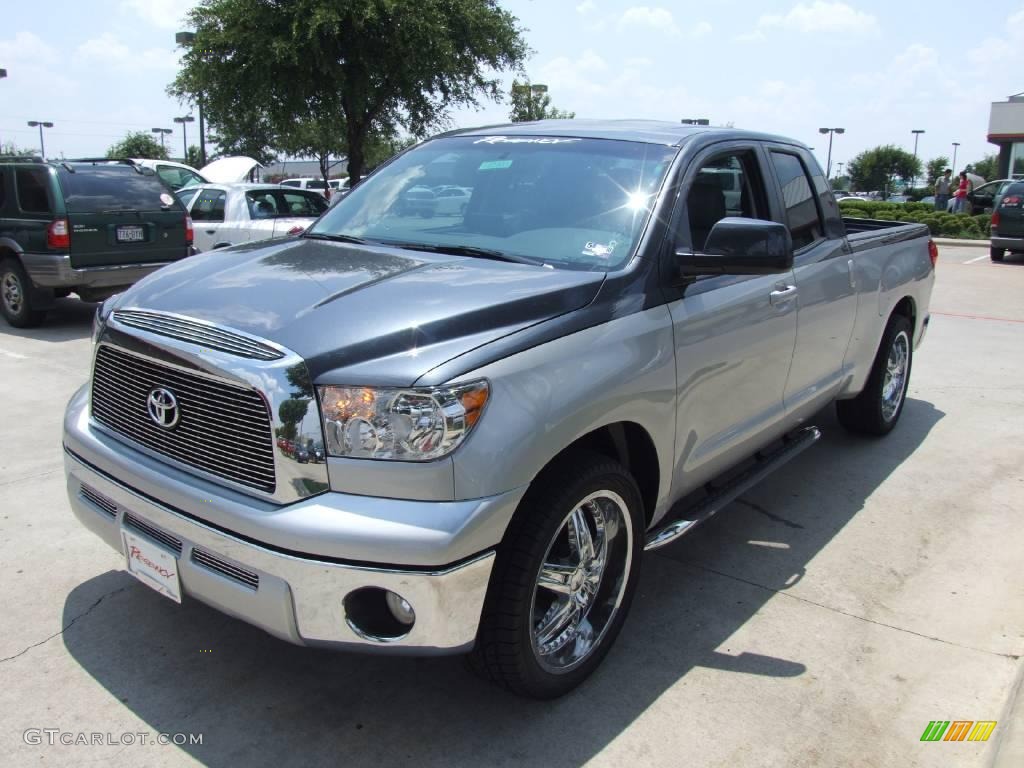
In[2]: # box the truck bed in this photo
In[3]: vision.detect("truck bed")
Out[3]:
[843,217,930,253]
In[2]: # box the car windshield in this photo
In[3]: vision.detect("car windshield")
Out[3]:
[57,166,179,213]
[307,135,677,271]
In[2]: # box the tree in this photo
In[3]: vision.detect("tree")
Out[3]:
[106,131,169,160]
[171,0,528,185]
[925,156,950,188]
[209,111,279,166]
[185,145,204,168]
[965,153,997,181]
[847,145,921,198]
[276,120,348,191]
[0,141,35,158]
[509,81,575,122]
[830,175,851,191]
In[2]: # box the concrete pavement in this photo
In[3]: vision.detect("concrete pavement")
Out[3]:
[0,245,1021,767]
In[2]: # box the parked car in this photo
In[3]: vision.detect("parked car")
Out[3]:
[0,159,192,327]
[919,195,936,206]
[396,184,437,216]
[989,180,1024,261]
[176,184,328,252]
[968,179,1016,215]
[67,121,935,699]
[132,159,208,192]
[834,195,862,203]
[280,177,336,198]
[433,185,472,215]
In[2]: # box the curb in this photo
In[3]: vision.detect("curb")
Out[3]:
[933,238,989,249]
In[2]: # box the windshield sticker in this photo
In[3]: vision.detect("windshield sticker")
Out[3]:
[473,136,582,145]
[582,240,617,259]
[479,159,514,171]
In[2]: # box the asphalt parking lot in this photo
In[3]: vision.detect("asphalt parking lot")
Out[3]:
[0,244,1021,767]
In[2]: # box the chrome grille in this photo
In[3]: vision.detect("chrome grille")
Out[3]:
[192,548,260,589]
[112,310,284,361]
[80,484,117,518]
[91,345,277,493]
[125,513,183,556]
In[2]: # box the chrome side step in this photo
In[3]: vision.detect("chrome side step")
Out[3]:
[645,426,821,551]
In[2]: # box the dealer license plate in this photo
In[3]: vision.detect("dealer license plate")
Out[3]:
[123,530,182,603]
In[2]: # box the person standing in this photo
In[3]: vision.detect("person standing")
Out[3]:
[934,168,952,211]
[952,171,971,213]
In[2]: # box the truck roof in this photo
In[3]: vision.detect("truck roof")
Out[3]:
[447,119,801,148]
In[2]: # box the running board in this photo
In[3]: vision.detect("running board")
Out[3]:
[644,426,821,551]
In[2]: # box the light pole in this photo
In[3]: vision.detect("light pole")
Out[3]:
[818,127,845,180]
[27,120,53,159]
[910,129,925,188]
[151,127,173,153]
[951,142,960,174]
[173,115,195,161]
[836,161,844,179]
[512,82,548,121]
[175,31,206,166]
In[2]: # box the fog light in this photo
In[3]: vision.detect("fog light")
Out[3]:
[385,591,415,626]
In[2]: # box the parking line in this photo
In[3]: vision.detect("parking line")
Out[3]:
[963,254,991,264]
[931,310,1024,324]
[0,348,28,360]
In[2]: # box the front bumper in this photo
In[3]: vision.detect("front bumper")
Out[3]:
[991,235,1024,252]
[63,385,523,654]
[21,252,175,289]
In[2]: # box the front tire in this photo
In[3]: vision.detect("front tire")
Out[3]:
[837,314,913,436]
[990,246,1005,262]
[1,258,48,328]
[469,451,644,699]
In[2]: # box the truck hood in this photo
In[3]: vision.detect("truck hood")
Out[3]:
[199,156,263,183]
[114,238,604,385]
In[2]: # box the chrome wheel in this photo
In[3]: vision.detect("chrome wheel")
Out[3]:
[530,490,633,672]
[1,271,23,316]
[881,330,910,422]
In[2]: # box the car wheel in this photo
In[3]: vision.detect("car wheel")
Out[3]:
[0,258,48,328]
[990,246,1005,262]
[837,314,913,436]
[469,451,644,699]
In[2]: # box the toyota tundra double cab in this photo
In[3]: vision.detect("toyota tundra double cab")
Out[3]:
[64,121,935,698]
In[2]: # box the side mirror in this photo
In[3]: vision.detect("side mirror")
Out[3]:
[677,217,794,276]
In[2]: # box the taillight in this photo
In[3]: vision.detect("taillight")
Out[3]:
[47,218,70,249]
[927,239,938,268]
[287,225,305,235]
[184,215,194,245]
[991,211,1000,231]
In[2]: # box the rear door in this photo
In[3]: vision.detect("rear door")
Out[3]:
[10,166,59,256]
[269,190,327,237]
[56,166,188,268]
[188,188,227,252]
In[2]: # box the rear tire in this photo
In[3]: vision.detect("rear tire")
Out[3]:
[837,314,913,436]
[990,246,1005,262]
[0,258,48,328]
[468,451,644,699]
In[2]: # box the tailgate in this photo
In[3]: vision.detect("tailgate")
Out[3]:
[995,194,1024,236]
[68,210,188,269]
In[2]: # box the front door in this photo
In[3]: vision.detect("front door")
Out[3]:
[189,188,226,252]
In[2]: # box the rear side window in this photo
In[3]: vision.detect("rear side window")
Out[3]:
[57,167,174,213]
[770,152,824,249]
[16,168,53,214]
[156,165,205,191]
[191,189,226,222]
[280,180,300,187]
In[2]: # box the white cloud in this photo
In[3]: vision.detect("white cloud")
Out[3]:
[758,1,878,34]
[77,33,179,71]
[121,0,195,30]
[690,21,713,38]
[576,0,596,14]
[736,30,767,42]
[618,6,680,36]
[0,31,58,67]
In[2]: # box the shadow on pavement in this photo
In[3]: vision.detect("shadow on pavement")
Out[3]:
[61,398,944,767]
[0,298,96,343]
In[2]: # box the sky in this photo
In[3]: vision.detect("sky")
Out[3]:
[1,0,1022,175]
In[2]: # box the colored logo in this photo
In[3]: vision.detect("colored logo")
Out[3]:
[920,721,997,742]
[147,387,180,429]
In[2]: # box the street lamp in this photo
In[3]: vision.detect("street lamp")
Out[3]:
[27,120,54,159]
[0,68,7,79]
[151,127,173,152]
[910,129,925,188]
[836,161,844,178]
[818,127,845,180]
[173,115,195,161]
[951,142,960,175]
[175,31,206,166]
[512,82,548,121]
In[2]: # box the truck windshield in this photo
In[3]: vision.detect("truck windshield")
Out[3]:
[307,136,677,271]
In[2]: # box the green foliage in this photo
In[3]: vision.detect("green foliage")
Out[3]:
[965,153,997,181]
[210,112,279,166]
[171,0,528,183]
[0,140,37,158]
[185,145,203,168]
[106,131,169,160]
[925,156,950,187]
[847,145,922,197]
[837,199,988,239]
[509,81,575,122]
[830,175,851,190]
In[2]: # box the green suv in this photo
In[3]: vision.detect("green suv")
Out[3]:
[0,160,194,327]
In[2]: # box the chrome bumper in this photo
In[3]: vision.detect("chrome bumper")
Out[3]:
[21,252,175,289]
[991,235,1024,251]
[65,449,495,653]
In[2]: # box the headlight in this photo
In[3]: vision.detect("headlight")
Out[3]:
[92,295,118,343]
[317,381,489,461]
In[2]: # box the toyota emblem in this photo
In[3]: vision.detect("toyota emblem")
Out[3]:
[147,387,180,429]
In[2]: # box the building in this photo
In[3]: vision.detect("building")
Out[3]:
[987,94,1024,178]
[262,158,348,181]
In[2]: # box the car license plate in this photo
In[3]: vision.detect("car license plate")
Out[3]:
[122,530,182,603]
[116,225,145,243]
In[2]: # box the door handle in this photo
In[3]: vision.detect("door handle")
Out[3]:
[770,285,798,305]
[205,229,216,234]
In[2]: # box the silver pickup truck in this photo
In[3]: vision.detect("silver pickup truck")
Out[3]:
[63,121,936,698]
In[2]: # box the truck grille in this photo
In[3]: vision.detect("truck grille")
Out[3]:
[91,345,277,493]
[112,310,284,361]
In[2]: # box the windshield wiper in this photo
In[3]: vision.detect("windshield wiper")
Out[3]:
[380,241,541,265]
[301,232,372,245]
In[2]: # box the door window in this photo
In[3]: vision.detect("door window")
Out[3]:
[16,168,52,214]
[157,165,205,191]
[686,151,767,251]
[770,152,825,250]
[190,189,226,222]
